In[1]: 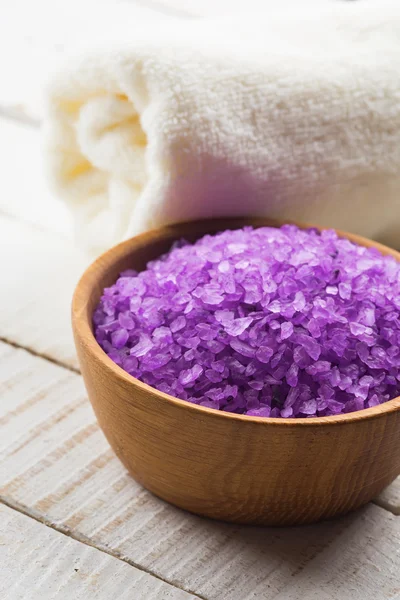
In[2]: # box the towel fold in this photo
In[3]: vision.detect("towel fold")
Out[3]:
[45,1,400,254]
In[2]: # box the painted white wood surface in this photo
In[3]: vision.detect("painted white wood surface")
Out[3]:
[0,503,195,600]
[1,341,399,599]
[271,506,400,600]
[0,214,89,369]
[0,119,71,233]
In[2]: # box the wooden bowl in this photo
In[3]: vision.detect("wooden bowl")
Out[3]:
[72,217,400,526]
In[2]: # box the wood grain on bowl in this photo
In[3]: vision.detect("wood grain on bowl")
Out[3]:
[72,217,400,525]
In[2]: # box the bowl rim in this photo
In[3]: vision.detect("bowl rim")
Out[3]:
[72,216,400,427]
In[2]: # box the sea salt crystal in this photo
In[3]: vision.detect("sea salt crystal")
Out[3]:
[94,225,400,418]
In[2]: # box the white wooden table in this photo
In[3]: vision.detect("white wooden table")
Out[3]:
[1,1,399,598]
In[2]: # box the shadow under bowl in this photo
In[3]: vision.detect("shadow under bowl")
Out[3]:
[72,217,400,525]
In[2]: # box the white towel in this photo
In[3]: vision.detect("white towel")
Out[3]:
[45,1,400,255]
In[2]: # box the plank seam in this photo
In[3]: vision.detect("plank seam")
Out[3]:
[373,496,400,516]
[0,495,206,600]
[0,336,80,375]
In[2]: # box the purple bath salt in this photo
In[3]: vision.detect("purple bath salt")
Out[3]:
[93,225,400,418]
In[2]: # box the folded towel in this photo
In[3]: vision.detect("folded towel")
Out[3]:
[45,1,400,254]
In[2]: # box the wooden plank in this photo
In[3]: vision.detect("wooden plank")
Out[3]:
[270,505,400,600]
[0,119,71,233]
[0,503,195,600]
[0,214,89,369]
[0,118,85,371]
[1,341,399,599]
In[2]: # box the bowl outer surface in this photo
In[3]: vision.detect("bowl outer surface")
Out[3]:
[72,217,400,525]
